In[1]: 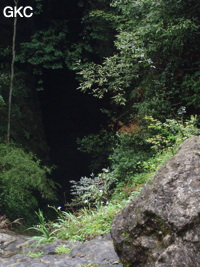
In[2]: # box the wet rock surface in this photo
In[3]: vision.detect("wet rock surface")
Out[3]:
[0,231,122,266]
[111,136,200,267]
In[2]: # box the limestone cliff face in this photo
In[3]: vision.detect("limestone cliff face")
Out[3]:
[111,136,200,267]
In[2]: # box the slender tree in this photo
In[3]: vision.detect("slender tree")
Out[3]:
[7,0,18,144]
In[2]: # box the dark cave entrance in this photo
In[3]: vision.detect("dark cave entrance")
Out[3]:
[35,0,108,204]
[38,69,106,204]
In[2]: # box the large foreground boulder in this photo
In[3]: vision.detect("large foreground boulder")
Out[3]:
[111,136,200,267]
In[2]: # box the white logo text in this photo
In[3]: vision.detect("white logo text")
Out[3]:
[3,6,33,18]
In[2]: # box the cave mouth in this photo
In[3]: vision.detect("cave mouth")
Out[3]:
[38,68,107,203]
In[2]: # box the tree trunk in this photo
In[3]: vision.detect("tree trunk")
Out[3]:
[7,0,18,144]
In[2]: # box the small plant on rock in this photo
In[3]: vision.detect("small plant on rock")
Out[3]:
[27,251,43,258]
[29,209,56,247]
[55,244,73,254]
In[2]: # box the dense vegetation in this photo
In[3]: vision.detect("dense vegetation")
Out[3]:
[0,0,199,230]
[23,119,199,244]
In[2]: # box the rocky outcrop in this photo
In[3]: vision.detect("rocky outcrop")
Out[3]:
[0,232,122,266]
[111,136,200,267]
[0,231,29,257]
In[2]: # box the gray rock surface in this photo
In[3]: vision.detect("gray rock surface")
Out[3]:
[0,231,28,257]
[110,136,200,267]
[0,232,122,266]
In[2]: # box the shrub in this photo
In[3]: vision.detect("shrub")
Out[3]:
[0,143,56,222]
[109,130,153,181]
[77,130,116,172]
[70,168,116,208]
[109,115,199,183]
[146,115,199,153]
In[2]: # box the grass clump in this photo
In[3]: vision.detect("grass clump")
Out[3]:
[52,202,127,241]
[28,209,56,246]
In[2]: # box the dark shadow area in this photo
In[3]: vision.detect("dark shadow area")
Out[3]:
[39,69,107,203]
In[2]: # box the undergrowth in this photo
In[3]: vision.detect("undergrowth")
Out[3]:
[52,202,127,241]
[28,115,199,245]
[29,201,128,243]
[29,148,173,244]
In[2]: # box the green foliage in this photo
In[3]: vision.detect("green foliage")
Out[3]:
[77,130,116,171]
[27,251,43,258]
[51,202,127,241]
[30,203,125,243]
[29,209,56,246]
[76,114,199,194]
[0,64,49,155]
[109,130,153,181]
[76,0,117,61]
[0,144,56,222]
[146,115,199,153]
[75,47,142,105]
[17,22,68,72]
[34,0,43,15]
[70,168,116,208]
[182,71,200,108]
[55,244,72,254]
[103,115,199,186]
[76,0,200,118]
[29,129,199,244]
